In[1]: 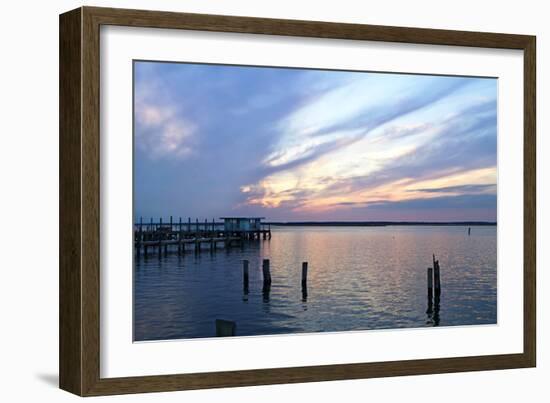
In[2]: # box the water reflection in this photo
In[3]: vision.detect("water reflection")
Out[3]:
[134,225,497,341]
[426,291,441,326]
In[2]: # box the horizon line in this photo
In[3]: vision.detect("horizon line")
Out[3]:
[134,218,497,226]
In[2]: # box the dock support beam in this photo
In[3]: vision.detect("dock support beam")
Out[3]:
[178,217,182,255]
[136,217,143,258]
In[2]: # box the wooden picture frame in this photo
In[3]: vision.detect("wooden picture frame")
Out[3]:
[59,6,536,396]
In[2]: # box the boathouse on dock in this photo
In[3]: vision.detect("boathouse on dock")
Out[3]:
[221,217,265,232]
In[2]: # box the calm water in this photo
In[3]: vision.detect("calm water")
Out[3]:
[134,225,497,341]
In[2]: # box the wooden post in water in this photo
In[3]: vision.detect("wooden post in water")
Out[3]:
[301,262,308,300]
[243,260,249,294]
[262,259,272,292]
[432,256,441,325]
[426,267,433,314]
[149,217,153,232]
[196,218,199,235]
[188,217,191,233]
[434,259,441,299]
[215,319,236,337]
[178,217,182,255]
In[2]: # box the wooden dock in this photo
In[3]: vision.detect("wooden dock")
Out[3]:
[134,217,272,257]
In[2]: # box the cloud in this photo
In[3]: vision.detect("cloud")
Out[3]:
[262,75,470,174]
[239,93,497,218]
[366,194,497,211]
[322,99,497,195]
[411,184,496,194]
[135,101,196,160]
[133,60,497,222]
[328,193,497,220]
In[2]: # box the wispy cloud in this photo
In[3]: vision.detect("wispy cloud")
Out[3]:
[134,76,196,160]
[262,75,470,174]
[411,184,496,194]
[135,101,196,160]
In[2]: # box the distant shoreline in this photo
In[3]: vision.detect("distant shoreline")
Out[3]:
[266,221,497,227]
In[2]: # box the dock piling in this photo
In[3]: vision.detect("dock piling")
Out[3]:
[215,319,236,337]
[262,259,271,300]
[178,217,182,254]
[433,257,441,299]
[243,260,249,294]
[301,262,308,300]
[262,259,271,285]
[432,255,442,325]
[426,267,433,314]
[136,217,142,258]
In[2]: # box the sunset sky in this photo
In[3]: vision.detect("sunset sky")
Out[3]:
[134,61,497,222]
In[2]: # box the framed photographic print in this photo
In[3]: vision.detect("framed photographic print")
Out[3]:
[59,6,536,396]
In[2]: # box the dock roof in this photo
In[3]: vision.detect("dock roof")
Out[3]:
[220,217,265,220]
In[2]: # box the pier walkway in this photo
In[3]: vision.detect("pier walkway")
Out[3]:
[134,217,271,257]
